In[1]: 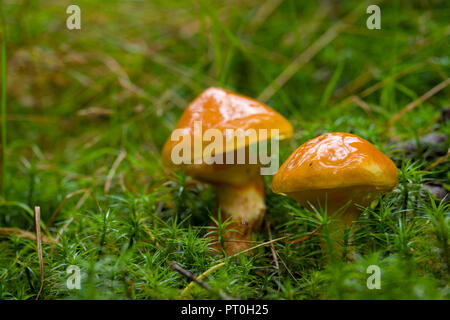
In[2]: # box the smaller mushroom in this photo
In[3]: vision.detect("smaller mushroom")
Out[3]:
[272,132,398,256]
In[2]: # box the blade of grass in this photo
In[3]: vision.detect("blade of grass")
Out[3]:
[0,201,46,229]
[198,0,297,111]
[319,61,344,109]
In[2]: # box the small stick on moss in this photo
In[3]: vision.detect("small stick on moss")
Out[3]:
[193,235,290,294]
[181,262,226,297]
[275,251,300,284]
[177,236,293,299]
[35,206,44,300]
[170,262,233,300]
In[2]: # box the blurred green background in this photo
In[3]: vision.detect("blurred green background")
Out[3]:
[0,0,449,300]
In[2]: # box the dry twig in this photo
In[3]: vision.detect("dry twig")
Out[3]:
[35,206,44,300]
[275,251,299,284]
[387,78,450,128]
[47,188,91,228]
[104,150,127,194]
[171,262,234,300]
[425,149,450,171]
[266,223,280,289]
[0,227,56,244]
[180,262,226,297]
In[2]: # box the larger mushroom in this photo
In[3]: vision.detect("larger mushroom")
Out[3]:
[272,132,398,255]
[162,87,293,255]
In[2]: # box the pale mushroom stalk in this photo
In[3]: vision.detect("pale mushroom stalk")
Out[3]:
[291,188,377,255]
[322,206,361,257]
[214,175,266,248]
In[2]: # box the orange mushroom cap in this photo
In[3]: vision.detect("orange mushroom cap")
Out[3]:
[272,132,398,197]
[162,87,293,185]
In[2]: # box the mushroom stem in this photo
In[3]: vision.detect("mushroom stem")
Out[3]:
[211,176,266,255]
[288,188,376,258]
[321,205,361,259]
